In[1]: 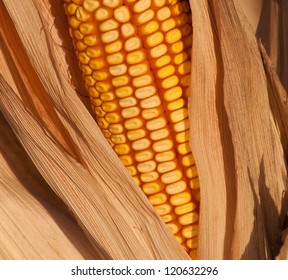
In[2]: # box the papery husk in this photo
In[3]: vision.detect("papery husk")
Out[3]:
[189,0,288,259]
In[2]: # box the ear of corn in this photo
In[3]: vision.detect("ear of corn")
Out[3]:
[64,0,199,259]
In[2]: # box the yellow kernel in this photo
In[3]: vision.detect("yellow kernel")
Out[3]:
[157,160,177,173]
[182,154,195,167]
[153,0,165,8]
[142,181,163,195]
[103,0,123,8]
[175,234,185,244]
[167,98,185,111]
[107,52,124,65]
[170,2,184,16]
[161,169,182,184]
[119,155,133,166]
[89,57,106,70]
[161,18,176,32]
[66,3,78,15]
[166,180,187,195]
[157,65,175,79]
[174,119,189,132]
[150,44,167,58]
[152,139,173,153]
[119,97,137,108]
[186,165,198,179]
[96,81,112,92]
[135,149,154,162]
[127,166,137,176]
[162,212,176,223]
[86,46,103,58]
[165,28,182,44]
[78,52,90,64]
[76,7,92,22]
[170,108,188,123]
[105,40,122,54]
[136,9,155,25]
[149,192,167,205]
[157,7,171,21]
[141,171,159,183]
[102,30,119,44]
[75,40,87,51]
[114,143,130,155]
[164,86,182,102]
[115,86,133,98]
[97,117,109,129]
[177,142,191,155]
[84,75,96,86]
[99,19,119,32]
[91,97,102,106]
[139,20,159,36]
[175,202,197,216]
[82,65,92,75]
[176,130,189,143]
[102,101,119,112]
[69,16,81,29]
[151,55,171,68]
[74,30,84,40]
[83,0,100,12]
[128,63,149,77]
[182,225,198,239]
[80,22,97,35]
[167,222,181,234]
[95,7,112,21]
[179,212,199,226]
[111,134,126,144]
[100,92,116,101]
[109,64,127,76]
[154,203,171,216]
[170,191,191,206]
[126,50,145,65]
[141,107,161,120]
[108,123,124,134]
[146,31,164,47]
[84,34,101,46]
[133,0,151,13]
[127,129,146,141]
[92,70,109,81]
[112,74,130,87]
[121,23,136,38]
[94,107,105,117]
[146,117,167,131]
[121,107,140,118]
[150,128,169,141]
[178,61,191,75]
[133,74,153,88]
[169,41,184,54]
[89,87,100,98]
[105,112,121,123]
[114,6,131,23]
[181,74,191,87]
[186,237,198,249]
[161,75,179,89]
[137,160,156,173]
[133,176,141,185]
[125,37,142,52]
[190,177,200,189]
[135,85,156,99]
[132,138,151,151]
[124,117,143,130]
[174,52,188,65]
[155,150,176,162]
[140,95,161,109]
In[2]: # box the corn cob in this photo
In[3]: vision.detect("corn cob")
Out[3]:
[64,0,200,259]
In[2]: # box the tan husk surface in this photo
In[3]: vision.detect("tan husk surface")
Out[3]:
[0,0,287,259]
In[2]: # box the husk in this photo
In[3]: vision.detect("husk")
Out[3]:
[0,0,287,260]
